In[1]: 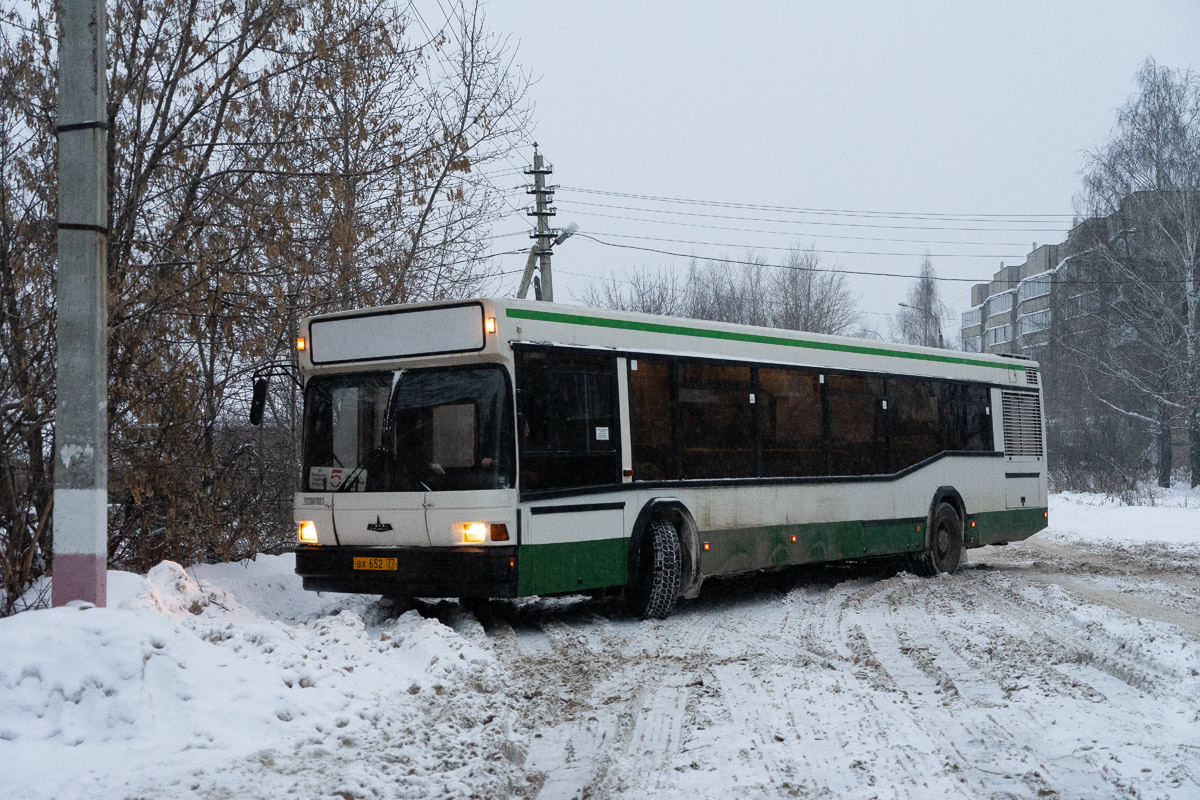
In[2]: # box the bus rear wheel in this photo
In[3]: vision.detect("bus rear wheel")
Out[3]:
[625,517,681,619]
[909,502,963,577]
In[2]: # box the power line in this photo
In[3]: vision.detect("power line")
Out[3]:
[558,185,1076,222]
[576,229,1023,260]
[556,197,1068,233]
[571,234,1192,286]
[558,207,1053,248]
[574,234,988,282]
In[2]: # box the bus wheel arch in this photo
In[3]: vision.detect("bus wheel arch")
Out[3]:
[928,486,966,541]
[627,499,701,614]
[910,488,965,576]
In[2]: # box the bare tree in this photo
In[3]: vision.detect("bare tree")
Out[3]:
[578,246,862,336]
[1073,58,1200,487]
[769,247,862,336]
[0,0,532,610]
[0,2,55,613]
[576,266,689,316]
[686,255,772,328]
[892,255,949,347]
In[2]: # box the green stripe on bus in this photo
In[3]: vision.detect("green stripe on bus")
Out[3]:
[518,537,628,596]
[699,519,925,576]
[700,507,1048,575]
[513,507,1048,596]
[505,307,1033,371]
[971,506,1048,546]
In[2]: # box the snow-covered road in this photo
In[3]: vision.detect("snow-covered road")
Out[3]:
[3,493,1199,799]
[499,534,1200,799]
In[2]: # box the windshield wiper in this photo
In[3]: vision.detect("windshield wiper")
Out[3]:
[336,445,431,493]
[335,446,390,493]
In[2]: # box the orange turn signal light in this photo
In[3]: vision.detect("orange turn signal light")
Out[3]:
[703,542,710,551]
[490,523,509,542]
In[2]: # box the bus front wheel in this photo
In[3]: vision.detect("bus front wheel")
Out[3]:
[625,517,682,619]
[909,502,963,577]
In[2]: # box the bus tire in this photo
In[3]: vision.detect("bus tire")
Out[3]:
[625,517,681,619]
[909,502,963,577]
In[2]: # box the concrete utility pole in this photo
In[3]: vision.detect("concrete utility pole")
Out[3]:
[517,144,556,301]
[52,0,109,607]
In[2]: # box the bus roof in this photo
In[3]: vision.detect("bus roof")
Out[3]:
[300,297,1040,387]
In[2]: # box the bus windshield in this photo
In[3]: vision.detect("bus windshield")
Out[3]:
[302,366,513,492]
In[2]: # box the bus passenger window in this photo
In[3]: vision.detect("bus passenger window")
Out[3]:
[829,375,887,476]
[759,368,825,477]
[629,358,676,481]
[889,378,940,470]
[678,362,754,479]
[944,383,993,451]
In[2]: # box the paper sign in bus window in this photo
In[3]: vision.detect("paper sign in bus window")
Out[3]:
[309,466,365,492]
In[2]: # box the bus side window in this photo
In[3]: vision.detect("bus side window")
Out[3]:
[759,367,825,477]
[889,377,940,470]
[943,383,993,451]
[964,385,993,451]
[628,357,676,481]
[677,362,754,479]
[828,374,887,476]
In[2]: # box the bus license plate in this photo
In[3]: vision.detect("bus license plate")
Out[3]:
[353,556,398,571]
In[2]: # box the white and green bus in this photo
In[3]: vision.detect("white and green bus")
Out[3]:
[281,297,1047,618]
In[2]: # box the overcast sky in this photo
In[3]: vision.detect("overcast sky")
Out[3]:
[468,1,1200,337]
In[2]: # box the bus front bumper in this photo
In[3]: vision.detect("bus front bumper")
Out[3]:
[294,544,518,598]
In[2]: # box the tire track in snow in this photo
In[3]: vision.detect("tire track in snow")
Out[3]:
[483,540,1200,799]
[919,568,1200,797]
[855,576,1110,798]
[1024,572,1200,640]
[959,571,1184,695]
[592,676,690,797]
[825,577,1045,798]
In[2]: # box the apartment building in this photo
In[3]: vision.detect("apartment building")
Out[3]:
[960,210,1188,473]
[960,242,1060,357]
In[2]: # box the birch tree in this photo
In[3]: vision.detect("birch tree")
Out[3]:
[892,255,949,348]
[1076,58,1200,487]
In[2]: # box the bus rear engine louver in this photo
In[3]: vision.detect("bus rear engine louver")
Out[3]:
[1025,368,1038,386]
[1002,390,1044,457]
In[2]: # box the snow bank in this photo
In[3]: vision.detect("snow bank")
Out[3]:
[1048,490,1200,546]
[0,555,527,800]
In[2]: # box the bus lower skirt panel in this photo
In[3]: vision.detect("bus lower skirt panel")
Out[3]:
[295,544,519,598]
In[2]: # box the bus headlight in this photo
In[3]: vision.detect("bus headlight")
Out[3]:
[458,522,510,543]
[298,520,318,543]
[460,522,488,543]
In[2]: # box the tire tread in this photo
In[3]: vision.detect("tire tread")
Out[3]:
[628,517,681,619]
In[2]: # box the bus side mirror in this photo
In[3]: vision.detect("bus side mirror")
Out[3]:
[250,377,268,426]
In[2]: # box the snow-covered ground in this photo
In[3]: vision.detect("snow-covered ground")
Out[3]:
[2,492,1198,799]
